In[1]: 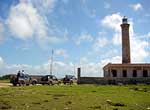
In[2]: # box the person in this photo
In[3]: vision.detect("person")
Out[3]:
[17,70,21,81]
[22,70,25,74]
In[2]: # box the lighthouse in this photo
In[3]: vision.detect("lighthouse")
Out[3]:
[120,16,131,64]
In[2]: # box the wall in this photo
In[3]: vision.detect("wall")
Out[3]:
[78,77,150,84]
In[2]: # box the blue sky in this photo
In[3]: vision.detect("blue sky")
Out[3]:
[0,0,150,77]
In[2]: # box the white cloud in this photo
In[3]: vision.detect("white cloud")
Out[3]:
[80,62,102,77]
[101,13,122,32]
[112,32,121,45]
[76,56,102,76]
[0,59,76,78]
[0,57,4,67]
[80,57,89,64]
[79,56,103,77]
[28,0,57,14]
[79,56,122,77]
[0,55,122,77]
[101,56,122,66]
[148,32,150,38]
[48,35,68,44]
[6,0,66,46]
[41,60,74,76]
[98,56,122,76]
[93,37,109,51]
[7,1,47,40]
[55,48,69,58]
[131,37,149,62]
[86,32,110,57]
[129,3,143,11]
[76,32,93,45]
[101,13,122,45]
[38,0,56,10]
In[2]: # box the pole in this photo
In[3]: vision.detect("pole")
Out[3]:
[77,67,81,84]
[50,49,54,75]
[74,64,76,75]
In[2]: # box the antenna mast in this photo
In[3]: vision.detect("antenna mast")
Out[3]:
[74,64,76,75]
[50,49,54,75]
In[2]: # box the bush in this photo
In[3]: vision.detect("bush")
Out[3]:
[0,74,12,80]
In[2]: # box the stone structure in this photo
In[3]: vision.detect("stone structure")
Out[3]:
[78,77,150,84]
[103,17,150,79]
[77,67,81,84]
[121,17,130,63]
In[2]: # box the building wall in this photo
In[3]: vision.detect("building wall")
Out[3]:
[78,77,150,84]
[104,67,150,78]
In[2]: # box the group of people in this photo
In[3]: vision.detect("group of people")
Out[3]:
[17,70,25,79]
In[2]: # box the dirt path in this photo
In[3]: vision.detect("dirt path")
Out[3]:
[0,83,12,88]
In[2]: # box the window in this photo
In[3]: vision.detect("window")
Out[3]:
[123,70,127,77]
[133,70,137,77]
[112,70,117,77]
[143,70,148,77]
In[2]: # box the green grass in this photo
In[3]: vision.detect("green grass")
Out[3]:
[0,84,150,110]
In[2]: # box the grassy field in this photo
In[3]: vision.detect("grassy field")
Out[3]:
[0,80,10,83]
[0,84,150,110]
